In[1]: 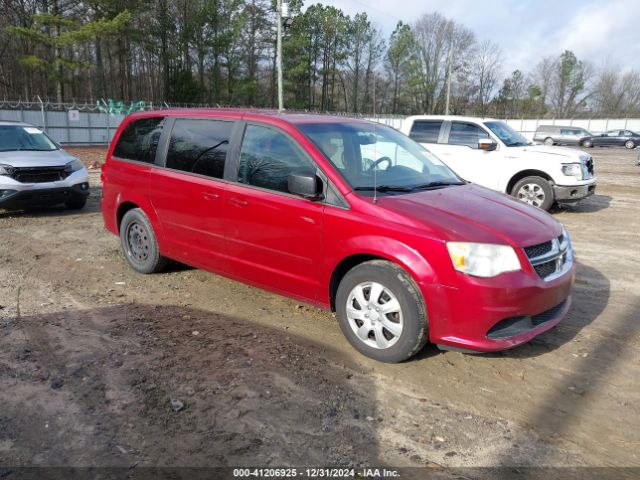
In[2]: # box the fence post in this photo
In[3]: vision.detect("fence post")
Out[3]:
[37,95,46,132]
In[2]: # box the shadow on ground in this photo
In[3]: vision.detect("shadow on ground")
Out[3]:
[0,303,383,469]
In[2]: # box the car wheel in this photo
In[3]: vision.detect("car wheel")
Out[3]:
[120,208,168,274]
[582,140,593,148]
[65,198,86,210]
[544,137,554,146]
[335,260,428,363]
[511,176,555,211]
[625,140,635,149]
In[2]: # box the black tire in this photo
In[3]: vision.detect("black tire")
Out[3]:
[335,260,428,363]
[582,139,593,148]
[511,176,555,211]
[119,208,168,274]
[65,197,87,210]
[544,137,554,146]
[625,140,635,149]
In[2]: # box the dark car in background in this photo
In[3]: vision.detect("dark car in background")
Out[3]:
[580,129,640,149]
[533,125,592,146]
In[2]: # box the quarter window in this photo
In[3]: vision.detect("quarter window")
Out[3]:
[409,120,442,143]
[448,122,489,149]
[113,117,164,163]
[166,119,232,179]
[238,124,315,194]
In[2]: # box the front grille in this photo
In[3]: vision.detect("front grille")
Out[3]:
[486,300,567,339]
[524,241,552,258]
[12,167,69,184]
[586,158,594,176]
[524,234,571,281]
[534,261,557,278]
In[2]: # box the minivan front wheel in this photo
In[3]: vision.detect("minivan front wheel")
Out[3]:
[120,208,167,274]
[512,176,554,211]
[336,260,428,363]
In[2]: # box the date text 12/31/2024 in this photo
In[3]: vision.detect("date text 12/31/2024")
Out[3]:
[232,468,401,478]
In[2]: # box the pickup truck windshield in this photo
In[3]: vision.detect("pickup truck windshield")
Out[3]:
[0,125,58,152]
[298,121,463,193]
[484,121,530,147]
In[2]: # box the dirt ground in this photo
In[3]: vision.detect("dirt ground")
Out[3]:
[0,146,638,476]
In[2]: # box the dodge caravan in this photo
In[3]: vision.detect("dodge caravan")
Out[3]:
[101,110,575,362]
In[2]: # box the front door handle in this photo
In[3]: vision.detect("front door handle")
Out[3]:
[229,197,249,207]
[202,191,220,200]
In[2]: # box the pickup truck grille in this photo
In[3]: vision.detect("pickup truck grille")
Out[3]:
[12,166,69,184]
[524,234,572,281]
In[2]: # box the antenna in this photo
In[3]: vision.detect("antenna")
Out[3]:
[373,122,378,204]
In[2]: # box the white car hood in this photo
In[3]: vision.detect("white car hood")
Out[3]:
[0,149,77,168]
[512,144,588,160]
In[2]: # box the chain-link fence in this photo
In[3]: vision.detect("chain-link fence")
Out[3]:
[1,99,639,144]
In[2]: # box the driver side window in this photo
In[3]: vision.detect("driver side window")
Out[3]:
[448,122,489,149]
[238,124,316,194]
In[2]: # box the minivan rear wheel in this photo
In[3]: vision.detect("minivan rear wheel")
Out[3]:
[120,208,168,274]
[544,137,554,146]
[335,260,428,363]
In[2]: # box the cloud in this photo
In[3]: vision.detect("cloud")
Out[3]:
[312,0,639,75]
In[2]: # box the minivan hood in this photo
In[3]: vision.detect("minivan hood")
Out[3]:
[375,184,561,247]
[513,144,587,159]
[0,149,76,167]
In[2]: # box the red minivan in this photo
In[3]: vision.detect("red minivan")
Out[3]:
[101,110,575,362]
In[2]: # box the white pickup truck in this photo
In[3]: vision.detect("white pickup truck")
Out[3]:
[399,116,596,211]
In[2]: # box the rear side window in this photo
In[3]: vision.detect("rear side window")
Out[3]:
[166,118,232,179]
[113,117,164,163]
[409,120,442,143]
[448,122,489,148]
[238,124,315,194]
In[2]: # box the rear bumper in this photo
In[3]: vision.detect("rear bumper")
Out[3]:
[421,265,575,352]
[554,183,596,201]
[0,182,89,209]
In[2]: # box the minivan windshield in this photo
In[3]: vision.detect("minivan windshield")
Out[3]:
[298,122,463,193]
[0,125,58,152]
[484,121,530,147]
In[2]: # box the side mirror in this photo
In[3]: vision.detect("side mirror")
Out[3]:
[478,139,497,151]
[288,171,323,200]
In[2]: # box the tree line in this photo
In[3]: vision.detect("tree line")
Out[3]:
[2,0,640,118]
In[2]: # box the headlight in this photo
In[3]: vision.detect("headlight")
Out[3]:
[65,159,85,173]
[0,164,15,176]
[446,242,521,278]
[562,163,582,179]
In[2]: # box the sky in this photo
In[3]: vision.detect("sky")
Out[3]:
[313,0,639,76]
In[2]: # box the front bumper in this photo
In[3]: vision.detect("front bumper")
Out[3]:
[421,264,575,352]
[554,183,596,202]
[0,182,89,209]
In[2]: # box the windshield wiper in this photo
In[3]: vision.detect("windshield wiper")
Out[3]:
[354,185,415,192]
[506,142,527,147]
[409,181,467,190]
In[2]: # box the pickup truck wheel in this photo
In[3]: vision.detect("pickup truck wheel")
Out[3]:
[336,260,428,363]
[512,176,554,211]
[544,137,554,145]
[120,208,168,274]
[625,140,635,149]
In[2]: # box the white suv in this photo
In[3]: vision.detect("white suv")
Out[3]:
[0,121,89,210]
[401,116,596,211]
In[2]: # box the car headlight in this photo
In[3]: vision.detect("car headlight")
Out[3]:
[65,159,85,173]
[447,242,521,278]
[0,164,15,176]
[562,163,582,179]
